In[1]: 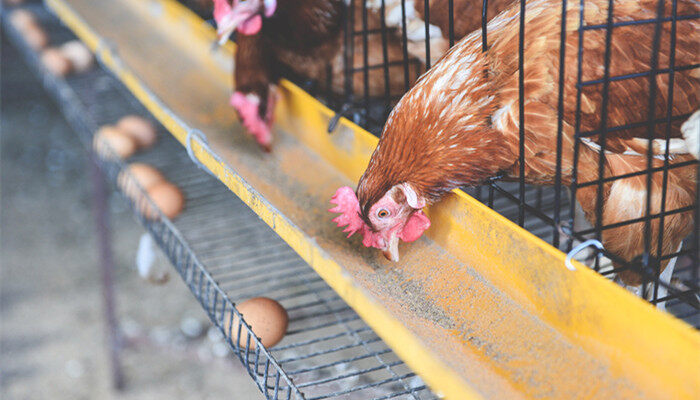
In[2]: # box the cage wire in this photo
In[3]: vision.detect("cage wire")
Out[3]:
[562,0,699,317]
[4,1,698,398]
[209,0,700,325]
[3,4,438,398]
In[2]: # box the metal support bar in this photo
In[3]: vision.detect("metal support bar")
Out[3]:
[88,155,124,391]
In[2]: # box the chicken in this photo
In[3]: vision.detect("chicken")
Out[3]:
[213,0,515,150]
[367,0,514,65]
[330,0,699,302]
[213,0,423,150]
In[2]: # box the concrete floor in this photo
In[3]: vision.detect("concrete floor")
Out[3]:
[1,39,262,399]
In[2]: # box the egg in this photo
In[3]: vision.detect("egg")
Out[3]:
[9,9,35,31]
[225,297,288,348]
[60,40,94,73]
[141,182,185,220]
[23,23,48,51]
[93,126,137,160]
[117,115,157,149]
[118,163,165,199]
[41,48,72,77]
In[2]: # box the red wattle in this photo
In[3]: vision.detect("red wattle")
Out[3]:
[399,211,431,242]
[238,15,262,35]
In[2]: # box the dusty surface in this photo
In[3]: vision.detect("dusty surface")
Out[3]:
[1,38,262,400]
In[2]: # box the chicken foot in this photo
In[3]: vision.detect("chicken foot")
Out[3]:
[232,33,278,150]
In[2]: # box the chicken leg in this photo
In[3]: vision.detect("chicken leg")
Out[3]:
[613,242,682,311]
[575,151,696,309]
[232,34,278,150]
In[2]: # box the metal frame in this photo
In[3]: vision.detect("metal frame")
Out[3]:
[227,0,700,324]
[27,0,700,398]
[87,153,125,390]
[2,5,436,399]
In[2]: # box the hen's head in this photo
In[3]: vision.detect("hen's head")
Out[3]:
[330,184,430,262]
[213,0,277,43]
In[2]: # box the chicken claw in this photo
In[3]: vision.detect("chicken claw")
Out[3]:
[230,89,276,151]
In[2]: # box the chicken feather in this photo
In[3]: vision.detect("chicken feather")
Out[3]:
[218,0,514,149]
[349,0,699,278]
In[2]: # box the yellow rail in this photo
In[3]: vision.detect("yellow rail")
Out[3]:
[44,0,700,398]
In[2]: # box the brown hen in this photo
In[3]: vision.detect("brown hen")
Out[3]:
[214,0,514,149]
[368,0,515,65]
[334,0,699,303]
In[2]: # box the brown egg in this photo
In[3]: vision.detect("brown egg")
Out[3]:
[118,163,166,199]
[141,182,185,220]
[23,23,48,51]
[60,40,94,73]
[117,115,157,149]
[225,297,288,348]
[93,126,137,160]
[41,48,72,77]
[9,9,35,31]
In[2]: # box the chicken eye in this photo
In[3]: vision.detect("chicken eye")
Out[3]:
[377,209,390,218]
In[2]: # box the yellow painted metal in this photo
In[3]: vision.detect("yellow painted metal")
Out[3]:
[44,0,700,398]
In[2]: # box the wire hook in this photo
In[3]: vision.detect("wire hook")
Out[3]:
[327,103,353,133]
[565,239,604,271]
[186,128,215,177]
[95,38,117,61]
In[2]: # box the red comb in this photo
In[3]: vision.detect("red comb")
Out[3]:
[212,0,232,24]
[329,186,365,238]
[329,186,431,252]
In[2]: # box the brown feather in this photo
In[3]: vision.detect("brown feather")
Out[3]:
[415,0,516,39]
[358,0,699,279]
[235,0,423,102]
[366,0,515,65]
[234,33,276,116]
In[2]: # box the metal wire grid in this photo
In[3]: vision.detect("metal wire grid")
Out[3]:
[204,0,700,324]
[465,0,699,323]
[530,6,689,322]
[331,0,426,133]
[559,0,699,322]
[3,5,437,399]
[478,0,698,323]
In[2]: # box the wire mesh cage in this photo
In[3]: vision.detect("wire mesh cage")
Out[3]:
[217,0,699,326]
[2,4,438,398]
[5,0,699,397]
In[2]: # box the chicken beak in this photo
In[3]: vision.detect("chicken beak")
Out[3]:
[216,1,262,45]
[381,234,400,262]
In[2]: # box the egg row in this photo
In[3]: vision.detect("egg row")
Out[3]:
[119,163,185,220]
[10,9,94,76]
[93,115,159,159]
[41,42,94,77]
[8,1,290,352]
[225,297,289,348]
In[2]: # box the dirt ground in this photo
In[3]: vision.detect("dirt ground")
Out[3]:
[1,38,262,399]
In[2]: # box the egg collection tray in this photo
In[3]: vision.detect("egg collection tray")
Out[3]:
[2,4,436,399]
